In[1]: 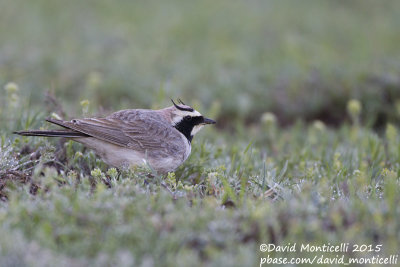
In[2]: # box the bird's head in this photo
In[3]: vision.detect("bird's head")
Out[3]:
[169,99,216,142]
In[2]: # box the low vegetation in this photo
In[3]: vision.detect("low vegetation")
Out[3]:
[1,1,400,266]
[1,89,399,266]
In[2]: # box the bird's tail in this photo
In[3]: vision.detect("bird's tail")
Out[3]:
[14,129,89,138]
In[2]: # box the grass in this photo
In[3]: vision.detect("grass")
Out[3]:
[1,0,400,126]
[1,1,400,266]
[1,93,400,266]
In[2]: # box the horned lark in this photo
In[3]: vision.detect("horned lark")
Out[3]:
[15,100,216,173]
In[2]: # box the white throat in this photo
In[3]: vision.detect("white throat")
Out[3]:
[191,124,204,136]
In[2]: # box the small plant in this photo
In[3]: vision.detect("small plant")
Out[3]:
[347,99,362,126]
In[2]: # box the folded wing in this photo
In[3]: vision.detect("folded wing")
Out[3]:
[46,110,185,158]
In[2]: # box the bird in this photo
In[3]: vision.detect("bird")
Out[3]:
[14,99,216,173]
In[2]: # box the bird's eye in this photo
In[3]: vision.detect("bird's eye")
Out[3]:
[184,116,192,121]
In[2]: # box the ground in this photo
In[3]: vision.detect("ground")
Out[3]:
[1,1,400,266]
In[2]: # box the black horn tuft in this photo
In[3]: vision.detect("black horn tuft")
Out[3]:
[171,99,194,112]
[171,99,179,108]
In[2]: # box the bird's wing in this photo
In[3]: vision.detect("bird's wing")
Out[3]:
[46,110,186,157]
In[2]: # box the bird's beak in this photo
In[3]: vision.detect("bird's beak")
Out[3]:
[203,117,216,125]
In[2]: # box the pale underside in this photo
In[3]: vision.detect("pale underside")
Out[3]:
[74,137,190,172]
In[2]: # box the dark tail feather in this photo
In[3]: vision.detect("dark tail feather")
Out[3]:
[45,117,71,128]
[14,130,89,138]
